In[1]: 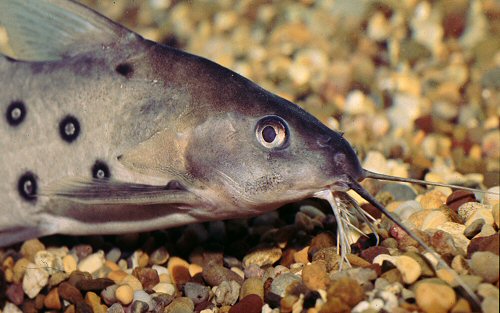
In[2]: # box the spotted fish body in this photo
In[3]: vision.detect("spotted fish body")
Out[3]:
[0,0,364,246]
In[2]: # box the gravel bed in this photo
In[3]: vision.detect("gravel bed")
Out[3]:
[1,1,499,313]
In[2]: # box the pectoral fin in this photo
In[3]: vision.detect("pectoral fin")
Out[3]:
[43,177,202,207]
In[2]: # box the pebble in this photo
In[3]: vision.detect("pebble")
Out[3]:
[484,186,500,205]
[152,282,176,295]
[229,294,263,313]
[446,190,476,212]
[214,280,240,306]
[3,302,23,313]
[100,284,119,305]
[43,287,61,310]
[132,267,159,290]
[302,261,329,291]
[482,296,500,313]
[20,239,45,262]
[242,247,282,268]
[6,283,24,305]
[380,183,418,201]
[12,258,30,284]
[22,263,49,299]
[164,297,194,313]
[133,290,153,308]
[184,282,210,304]
[202,264,243,286]
[415,279,457,313]
[107,303,125,313]
[121,274,143,291]
[419,190,447,210]
[469,251,499,283]
[115,284,134,305]
[105,248,121,263]
[58,282,83,304]
[270,272,301,297]
[463,218,484,239]
[85,291,106,313]
[63,255,78,274]
[373,254,421,284]
[467,233,499,256]
[78,251,106,274]
[465,208,495,227]
[360,246,390,263]
[477,283,499,299]
[131,300,149,313]
[326,277,364,308]
[240,277,264,300]
[167,257,191,286]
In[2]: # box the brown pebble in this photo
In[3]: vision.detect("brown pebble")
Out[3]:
[308,232,336,258]
[76,277,115,292]
[202,264,243,286]
[312,247,341,272]
[229,294,263,313]
[75,301,93,313]
[6,283,24,305]
[346,254,371,268]
[326,277,364,308]
[360,246,389,263]
[44,287,62,310]
[381,268,403,284]
[59,282,83,304]
[108,270,128,284]
[293,246,309,264]
[446,190,476,213]
[132,267,160,290]
[467,233,499,257]
[67,271,92,287]
[168,257,192,286]
[34,293,45,310]
[361,202,382,219]
[302,261,329,291]
[21,300,38,313]
[319,296,351,313]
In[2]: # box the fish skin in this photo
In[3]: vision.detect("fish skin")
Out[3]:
[0,0,364,246]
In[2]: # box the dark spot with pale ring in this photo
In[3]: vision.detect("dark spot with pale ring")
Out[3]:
[92,160,110,179]
[18,172,37,202]
[115,63,133,78]
[6,101,26,126]
[59,115,80,143]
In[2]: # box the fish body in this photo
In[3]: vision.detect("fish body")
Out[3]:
[0,0,363,246]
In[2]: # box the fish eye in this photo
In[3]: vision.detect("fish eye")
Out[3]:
[255,115,289,149]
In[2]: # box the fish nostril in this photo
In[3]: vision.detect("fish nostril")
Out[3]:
[317,136,332,147]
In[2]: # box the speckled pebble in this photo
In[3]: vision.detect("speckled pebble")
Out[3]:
[242,247,282,268]
[164,296,194,313]
[132,267,159,290]
[373,254,421,284]
[131,300,149,313]
[22,263,49,299]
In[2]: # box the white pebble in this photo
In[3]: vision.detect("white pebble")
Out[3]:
[3,302,23,313]
[134,290,153,308]
[22,263,49,298]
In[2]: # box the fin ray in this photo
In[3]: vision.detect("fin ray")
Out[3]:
[43,178,203,206]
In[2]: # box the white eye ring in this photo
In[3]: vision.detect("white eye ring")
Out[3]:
[255,116,289,149]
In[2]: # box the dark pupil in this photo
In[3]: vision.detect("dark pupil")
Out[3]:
[262,125,277,143]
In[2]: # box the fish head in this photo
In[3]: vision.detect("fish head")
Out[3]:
[178,76,365,215]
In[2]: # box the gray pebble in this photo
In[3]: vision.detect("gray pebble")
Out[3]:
[101,284,119,305]
[394,200,422,221]
[463,218,484,239]
[381,183,418,201]
[107,303,125,313]
[270,273,301,297]
[214,280,240,306]
[106,248,121,263]
[183,282,210,304]
[131,300,149,313]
